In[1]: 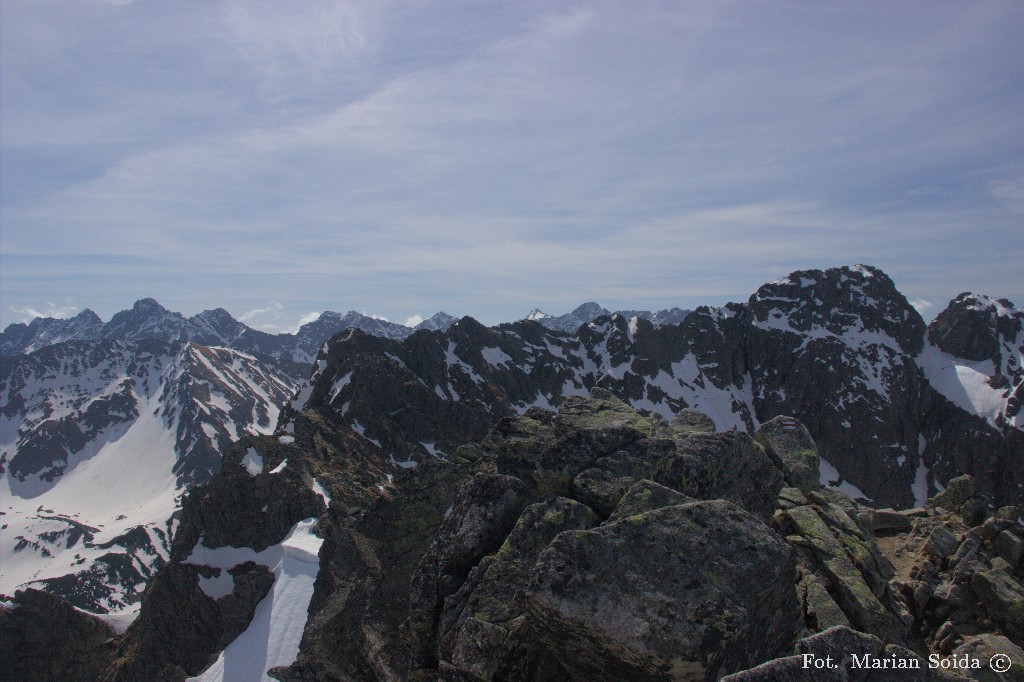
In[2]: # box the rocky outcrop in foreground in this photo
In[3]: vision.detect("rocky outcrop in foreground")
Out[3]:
[3,392,1023,681]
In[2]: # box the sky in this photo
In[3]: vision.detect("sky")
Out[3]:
[2,1,1022,332]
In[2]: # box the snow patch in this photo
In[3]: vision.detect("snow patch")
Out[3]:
[912,458,931,507]
[918,344,1013,428]
[311,480,331,505]
[389,454,418,469]
[185,518,323,682]
[241,448,263,476]
[481,346,513,368]
[819,457,872,501]
[93,604,141,635]
[420,441,441,457]
[197,570,235,600]
[328,371,353,402]
[351,421,381,447]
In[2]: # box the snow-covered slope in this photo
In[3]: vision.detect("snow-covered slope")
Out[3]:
[0,340,298,612]
[0,390,179,613]
[919,345,1016,427]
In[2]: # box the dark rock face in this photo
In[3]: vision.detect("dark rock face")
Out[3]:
[527,500,799,681]
[653,430,785,522]
[728,483,1024,681]
[170,438,326,558]
[746,266,927,507]
[0,588,114,682]
[755,416,821,493]
[777,500,906,644]
[270,395,804,681]
[606,479,694,522]
[277,322,503,481]
[405,473,534,672]
[670,408,717,435]
[284,457,471,682]
[436,497,599,680]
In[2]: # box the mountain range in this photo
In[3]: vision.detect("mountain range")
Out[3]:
[1,301,690,362]
[0,300,458,364]
[1,264,1022,680]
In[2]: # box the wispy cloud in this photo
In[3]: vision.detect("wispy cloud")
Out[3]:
[991,176,1024,214]
[289,311,321,334]
[909,299,934,317]
[10,302,80,323]
[238,302,283,323]
[2,2,1022,327]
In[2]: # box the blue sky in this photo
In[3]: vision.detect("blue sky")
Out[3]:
[2,1,1022,332]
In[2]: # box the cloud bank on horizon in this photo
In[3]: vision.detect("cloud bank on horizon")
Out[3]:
[1,1,1022,329]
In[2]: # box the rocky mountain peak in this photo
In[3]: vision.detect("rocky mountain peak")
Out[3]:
[71,308,103,326]
[749,264,925,355]
[414,311,457,332]
[191,307,235,324]
[446,315,492,341]
[1,309,106,356]
[131,297,166,312]
[570,301,610,319]
[928,292,1023,362]
[102,298,186,342]
[184,308,248,346]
